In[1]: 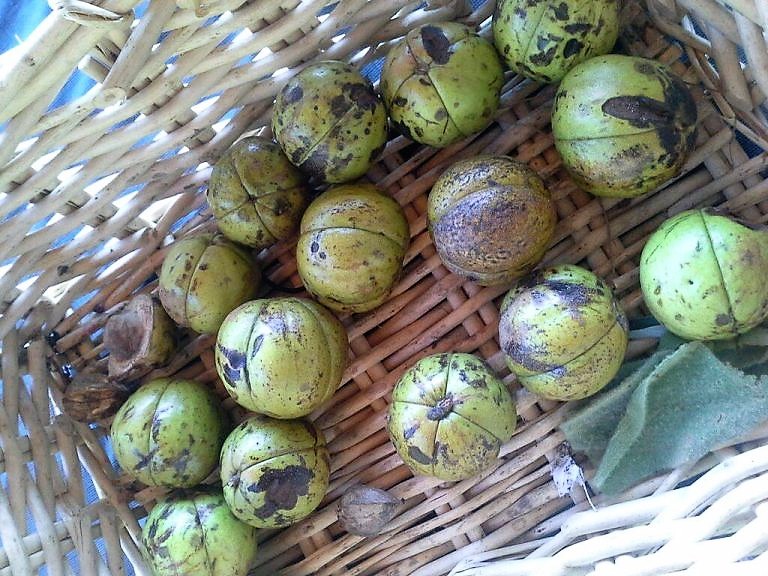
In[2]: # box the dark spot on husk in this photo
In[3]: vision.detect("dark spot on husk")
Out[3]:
[283,85,303,105]
[217,344,246,386]
[403,424,418,440]
[514,7,526,17]
[564,22,591,34]
[134,447,158,470]
[345,82,379,112]
[331,94,347,117]
[716,313,733,326]
[421,25,451,65]
[250,334,264,358]
[544,279,604,306]
[529,46,557,66]
[503,338,557,373]
[552,2,568,20]
[427,394,456,421]
[407,445,433,465]
[602,95,674,129]
[310,241,319,254]
[249,465,314,519]
[634,61,656,75]
[563,38,583,58]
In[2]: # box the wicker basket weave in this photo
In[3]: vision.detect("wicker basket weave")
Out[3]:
[1,0,768,574]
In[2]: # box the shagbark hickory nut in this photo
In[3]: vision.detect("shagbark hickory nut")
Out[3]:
[215,297,348,418]
[110,378,228,488]
[141,489,258,576]
[296,183,409,313]
[640,209,768,340]
[552,55,697,198]
[499,264,629,401]
[428,155,557,285]
[207,136,309,250]
[380,22,504,148]
[387,353,516,481]
[220,415,330,528]
[493,0,619,83]
[158,233,261,334]
[272,60,388,184]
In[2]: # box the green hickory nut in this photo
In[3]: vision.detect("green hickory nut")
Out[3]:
[141,489,258,576]
[158,233,261,334]
[220,414,330,529]
[640,209,768,341]
[272,60,387,184]
[296,183,410,314]
[380,22,504,148]
[493,0,619,84]
[387,353,516,481]
[499,264,629,401]
[207,136,309,250]
[110,378,228,488]
[428,155,557,286]
[552,54,697,198]
[215,297,348,418]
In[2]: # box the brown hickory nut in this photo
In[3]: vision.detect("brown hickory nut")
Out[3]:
[428,155,557,286]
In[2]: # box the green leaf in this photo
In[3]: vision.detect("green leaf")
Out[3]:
[591,342,768,494]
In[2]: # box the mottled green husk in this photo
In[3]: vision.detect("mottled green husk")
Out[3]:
[296,183,409,313]
[141,490,258,576]
[640,209,768,340]
[493,0,619,83]
[387,353,516,481]
[207,137,309,249]
[380,22,504,147]
[215,297,348,418]
[219,415,330,528]
[110,379,228,488]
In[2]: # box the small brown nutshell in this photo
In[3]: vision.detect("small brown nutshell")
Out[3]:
[338,485,401,537]
[104,293,177,382]
[62,371,133,423]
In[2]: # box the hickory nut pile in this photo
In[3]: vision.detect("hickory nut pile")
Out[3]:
[75,2,768,575]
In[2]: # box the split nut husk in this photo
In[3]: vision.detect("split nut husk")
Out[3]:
[215,297,348,418]
[387,353,516,481]
[428,156,556,285]
[493,0,619,83]
[499,264,629,401]
[207,137,309,250]
[338,485,402,537]
[158,233,260,334]
[552,54,697,198]
[61,371,133,423]
[296,183,409,313]
[640,209,768,340]
[111,378,228,488]
[104,293,177,381]
[272,60,387,184]
[141,489,258,576]
[381,22,504,148]
[220,414,330,528]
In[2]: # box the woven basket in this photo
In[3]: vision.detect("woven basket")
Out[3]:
[2,0,768,574]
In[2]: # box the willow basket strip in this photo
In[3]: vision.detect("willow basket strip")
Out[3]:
[1,0,768,575]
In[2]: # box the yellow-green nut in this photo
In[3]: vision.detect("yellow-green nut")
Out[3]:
[111,379,228,488]
[215,297,348,418]
[387,353,516,481]
[552,55,697,198]
[380,22,504,148]
[158,233,261,334]
[219,414,330,528]
[493,0,619,83]
[640,209,768,340]
[272,60,388,184]
[207,137,309,250]
[296,183,409,313]
[428,156,557,285]
[141,489,258,576]
[499,265,629,401]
